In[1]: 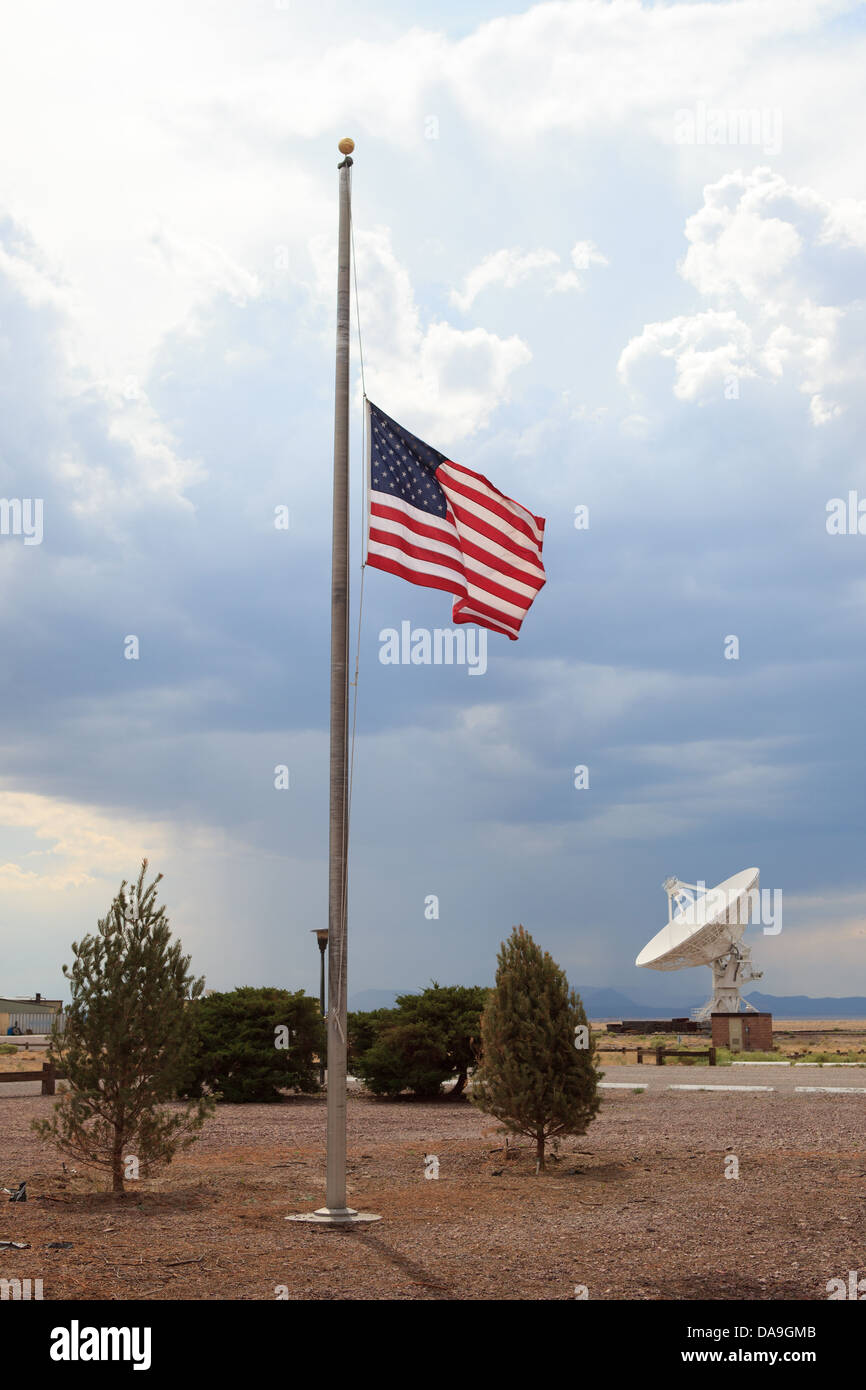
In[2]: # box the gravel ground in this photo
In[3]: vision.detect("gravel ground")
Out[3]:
[0,1088,863,1301]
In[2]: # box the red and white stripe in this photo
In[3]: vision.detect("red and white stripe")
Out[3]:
[367,459,545,641]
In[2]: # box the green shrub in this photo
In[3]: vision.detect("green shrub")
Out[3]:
[354,1022,451,1097]
[178,986,320,1103]
[352,984,489,1098]
[348,1008,397,1065]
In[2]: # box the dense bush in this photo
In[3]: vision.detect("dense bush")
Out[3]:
[178,986,320,1103]
[353,1022,450,1097]
[347,1008,396,1065]
[351,984,489,1098]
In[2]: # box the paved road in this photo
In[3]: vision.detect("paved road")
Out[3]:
[3,1065,865,1100]
[0,1080,69,1098]
[599,1062,866,1094]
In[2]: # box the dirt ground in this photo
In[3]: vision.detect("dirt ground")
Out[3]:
[1,1087,863,1301]
[0,1049,53,1071]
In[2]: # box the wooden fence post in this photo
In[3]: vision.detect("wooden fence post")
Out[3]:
[41,1061,56,1096]
[708,1046,716,1067]
[637,1047,643,1065]
[656,1044,664,1066]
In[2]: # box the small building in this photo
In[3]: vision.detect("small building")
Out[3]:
[0,994,63,1036]
[711,1011,773,1052]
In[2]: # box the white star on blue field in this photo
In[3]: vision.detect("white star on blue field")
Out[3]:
[369,403,449,516]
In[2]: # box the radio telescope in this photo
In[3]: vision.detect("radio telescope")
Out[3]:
[636,869,763,1019]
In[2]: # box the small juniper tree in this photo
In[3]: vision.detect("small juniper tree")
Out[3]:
[352,985,489,1098]
[394,985,490,1098]
[33,861,213,1194]
[353,1021,452,1098]
[471,925,601,1170]
[178,986,320,1102]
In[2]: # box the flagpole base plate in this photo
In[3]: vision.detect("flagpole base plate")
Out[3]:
[286,1206,381,1224]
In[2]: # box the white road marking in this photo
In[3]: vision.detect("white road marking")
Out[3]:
[794,1086,866,1094]
[667,1084,775,1092]
[600,1082,647,1089]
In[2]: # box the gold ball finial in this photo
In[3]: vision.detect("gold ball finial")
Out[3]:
[338,137,355,155]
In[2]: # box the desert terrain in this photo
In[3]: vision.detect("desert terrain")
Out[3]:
[1,1074,863,1301]
[592,1020,866,1065]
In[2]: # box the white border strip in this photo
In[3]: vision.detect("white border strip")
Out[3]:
[668,1084,775,1092]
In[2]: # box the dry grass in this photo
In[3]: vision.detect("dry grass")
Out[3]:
[0,1049,52,1072]
[590,1019,866,1064]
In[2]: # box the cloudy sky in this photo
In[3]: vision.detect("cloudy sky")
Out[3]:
[1,0,865,1011]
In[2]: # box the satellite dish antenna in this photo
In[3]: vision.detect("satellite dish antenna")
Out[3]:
[636,869,763,1019]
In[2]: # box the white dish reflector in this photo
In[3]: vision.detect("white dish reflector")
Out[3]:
[636,868,760,972]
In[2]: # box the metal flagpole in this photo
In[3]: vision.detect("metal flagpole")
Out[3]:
[324,134,353,1217]
[289,138,379,1226]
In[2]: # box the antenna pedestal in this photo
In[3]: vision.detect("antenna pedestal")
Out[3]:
[692,944,763,1020]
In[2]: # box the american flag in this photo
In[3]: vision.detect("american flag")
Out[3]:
[365,400,546,640]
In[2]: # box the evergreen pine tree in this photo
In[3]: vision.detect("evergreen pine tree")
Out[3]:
[352,984,489,1097]
[471,925,600,1170]
[33,861,214,1193]
[179,986,320,1102]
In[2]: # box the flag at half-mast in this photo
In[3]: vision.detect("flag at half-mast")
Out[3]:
[365,400,546,640]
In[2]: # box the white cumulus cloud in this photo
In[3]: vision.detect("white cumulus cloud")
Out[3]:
[451,248,561,312]
[452,240,607,310]
[618,167,866,421]
[312,225,531,444]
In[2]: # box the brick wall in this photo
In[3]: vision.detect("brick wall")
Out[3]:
[711,1012,773,1051]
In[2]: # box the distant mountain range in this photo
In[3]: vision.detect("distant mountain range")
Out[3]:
[575,987,866,1020]
[349,985,866,1020]
[577,987,686,1019]
[742,992,866,1020]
